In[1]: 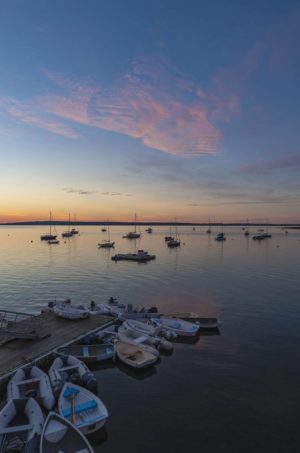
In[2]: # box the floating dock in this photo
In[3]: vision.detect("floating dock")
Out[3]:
[0,310,111,380]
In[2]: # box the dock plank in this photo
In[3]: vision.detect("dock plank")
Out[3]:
[0,311,111,377]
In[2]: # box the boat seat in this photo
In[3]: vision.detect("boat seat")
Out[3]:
[58,365,78,373]
[82,346,89,357]
[62,400,98,418]
[0,424,33,435]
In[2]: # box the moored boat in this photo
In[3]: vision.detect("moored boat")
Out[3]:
[49,355,97,396]
[7,365,55,411]
[119,324,172,352]
[41,211,57,241]
[58,384,108,435]
[53,299,90,320]
[112,250,155,262]
[0,398,44,453]
[115,340,158,369]
[40,412,94,453]
[56,344,114,364]
[152,317,200,337]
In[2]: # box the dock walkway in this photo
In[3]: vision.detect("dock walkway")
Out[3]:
[0,311,111,378]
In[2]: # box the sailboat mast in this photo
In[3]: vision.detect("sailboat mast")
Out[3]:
[134,213,136,233]
[49,211,52,235]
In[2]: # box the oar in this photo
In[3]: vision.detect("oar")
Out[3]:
[63,386,80,425]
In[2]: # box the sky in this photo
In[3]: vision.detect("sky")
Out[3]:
[0,0,300,223]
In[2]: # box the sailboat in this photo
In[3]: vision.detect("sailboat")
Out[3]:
[123,213,141,239]
[70,214,79,235]
[98,224,115,248]
[41,212,58,241]
[168,222,180,247]
[244,218,250,236]
[165,225,174,242]
[206,217,212,234]
[215,222,226,241]
[62,214,73,238]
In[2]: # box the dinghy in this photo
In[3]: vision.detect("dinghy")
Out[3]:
[54,300,90,320]
[123,319,162,337]
[0,398,44,453]
[115,340,157,369]
[40,412,94,453]
[58,384,108,435]
[168,313,219,329]
[7,365,55,410]
[119,324,172,352]
[49,355,97,396]
[117,326,160,357]
[56,344,114,364]
[152,317,200,337]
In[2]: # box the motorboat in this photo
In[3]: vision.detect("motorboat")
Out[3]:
[0,398,44,453]
[112,250,155,262]
[167,313,219,329]
[53,299,90,320]
[145,227,153,233]
[119,324,172,352]
[7,365,55,411]
[152,317,200,337]
[115,340,158,369]
[40,412,94,453]
[164,236,174,242]
[49,355,97,396]
[215,232,226,241]
[167,239,180,247]
[98,240,115,248]
[56,344,114,364]
[58,384,108,435]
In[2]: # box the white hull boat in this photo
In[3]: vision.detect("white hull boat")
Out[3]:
[0,398,44,453]
[123,319,162,337]
[121,323,173,351]
[40,412,94,453]
[7,365,55,411]
[58,384,108,435]
[115,340,157,369]
[53,300,90,320]
[49,355,97,396]
[117,326,160,357]
[56,344,114,364]
[152,317,200,337]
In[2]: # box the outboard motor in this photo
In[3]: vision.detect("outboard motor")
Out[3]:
[81,372,97,394]
[90,300,96,310]
[150,306,158,313]
[48,301,55,308]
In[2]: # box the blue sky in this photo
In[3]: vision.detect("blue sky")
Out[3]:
[0,0,299,223]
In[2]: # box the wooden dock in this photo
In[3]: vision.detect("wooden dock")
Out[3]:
[0,311,112,378]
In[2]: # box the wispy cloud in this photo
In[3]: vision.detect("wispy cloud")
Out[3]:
[239,154,300,175]
[62,187,97,195]
[101,192,133,197]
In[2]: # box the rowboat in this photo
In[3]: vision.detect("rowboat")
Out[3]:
[115,340,158,369]
[120,323,173,351]
[58,384,108,435]
[49,355,97,396]
[56,344,114,364]
[53,300,90,320]
[40,412,94,453]
[0,398,44,453]
[152,317,200,337]
[7,365,55,410]
[117,326,160,357]
[167,313,219,329]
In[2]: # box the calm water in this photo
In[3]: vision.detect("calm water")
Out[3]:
[0,225,300,452]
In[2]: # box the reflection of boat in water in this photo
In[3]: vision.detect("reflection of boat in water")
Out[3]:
[116,360,157,380]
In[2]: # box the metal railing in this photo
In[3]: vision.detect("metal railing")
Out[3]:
[0,309,35,330]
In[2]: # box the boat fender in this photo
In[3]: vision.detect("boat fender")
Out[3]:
[81,372,97,393]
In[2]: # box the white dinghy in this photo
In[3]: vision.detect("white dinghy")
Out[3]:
[152,317,200,337]
[49,355,97,396]
[117,326,160,357]
[115,340,158,369]
[123,319,162,337]
[58,384,108,435]
[118,324,172,352]
[53,300,89,320]
[7,365,55,411]
[40,412,94,453]
[0,398,44,453]
[56,344,115,364]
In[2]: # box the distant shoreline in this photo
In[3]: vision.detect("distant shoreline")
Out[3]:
[1,221,300,228]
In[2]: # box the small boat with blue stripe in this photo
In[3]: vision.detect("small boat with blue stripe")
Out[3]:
[56,344,115,364]
[58,383,108,435]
